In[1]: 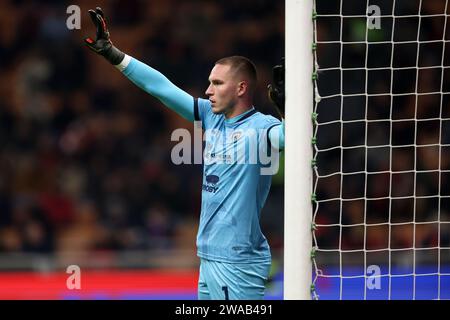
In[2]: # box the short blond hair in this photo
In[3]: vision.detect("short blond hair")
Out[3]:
[215,56,257,94]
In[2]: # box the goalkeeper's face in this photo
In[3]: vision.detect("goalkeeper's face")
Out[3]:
[206,64,242,116]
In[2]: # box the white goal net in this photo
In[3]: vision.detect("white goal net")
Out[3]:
[311,0,450,300]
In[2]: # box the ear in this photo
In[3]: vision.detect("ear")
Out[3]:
[237,81,248,97]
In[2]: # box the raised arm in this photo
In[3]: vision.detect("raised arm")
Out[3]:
[117,55,194,121]
[84,7,194,121]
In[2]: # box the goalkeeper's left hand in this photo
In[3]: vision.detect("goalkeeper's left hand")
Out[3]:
[267,58,285,119]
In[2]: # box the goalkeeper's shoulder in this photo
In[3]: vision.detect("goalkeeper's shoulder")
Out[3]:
[251,112,285,148]
[252,111,283,130]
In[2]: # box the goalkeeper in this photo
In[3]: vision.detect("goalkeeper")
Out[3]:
[85,7,285,300]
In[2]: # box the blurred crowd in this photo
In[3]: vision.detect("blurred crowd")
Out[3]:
[0,0,284,263]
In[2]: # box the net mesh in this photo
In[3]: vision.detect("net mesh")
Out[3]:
[311,0,450,300]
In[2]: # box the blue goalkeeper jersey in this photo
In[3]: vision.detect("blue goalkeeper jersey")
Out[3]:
[194,98,281,263]
[121,56,284,264]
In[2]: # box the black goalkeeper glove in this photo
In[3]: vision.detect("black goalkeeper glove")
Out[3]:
[267,58,285,118]
[84,7,125,65]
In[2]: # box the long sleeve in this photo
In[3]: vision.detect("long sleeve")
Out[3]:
[120,56,195,122]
